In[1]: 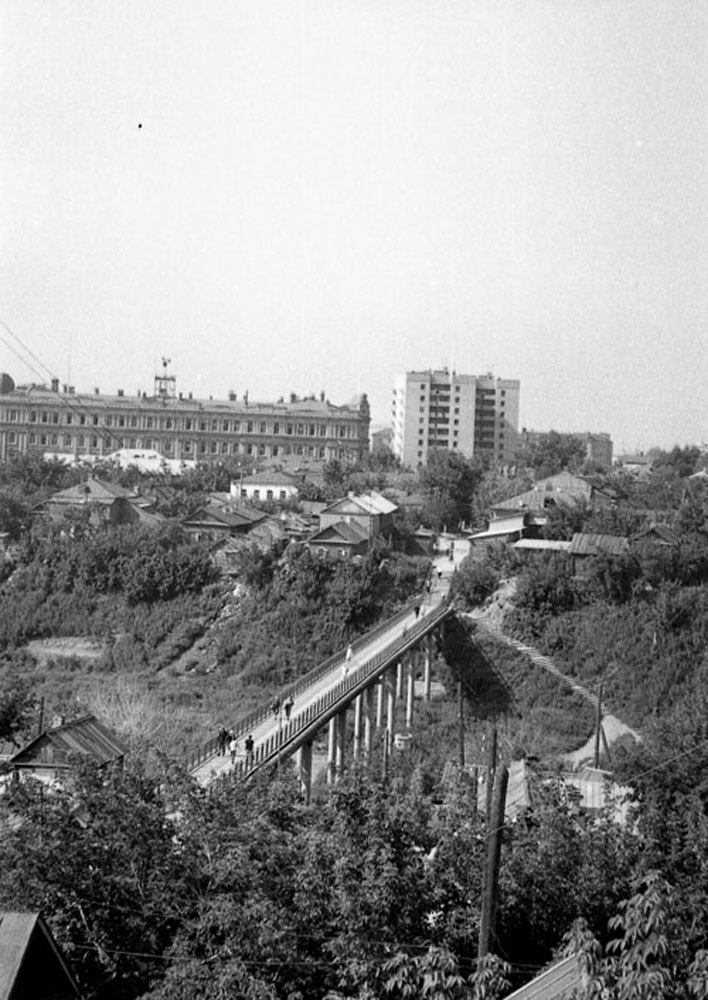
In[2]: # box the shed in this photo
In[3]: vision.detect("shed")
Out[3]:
[0,911,81,1000]
[9,715,127,783]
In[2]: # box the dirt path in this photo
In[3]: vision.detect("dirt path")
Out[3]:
[468,579,641,767]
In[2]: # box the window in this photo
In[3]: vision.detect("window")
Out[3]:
[63,435,71,446]
[184,440,192,452]
[119,416,126,427]
[29,411,37,422]
[146,416,154,428]
[309,424,315,436]
[247,444,253,455]
[29,433,36,444]
[266,490,274,500]
[41,412,48,423]
[199,442,206,453]
[286,424,293,435]
[210,442,218,454]
[79,415,86,425]
[7,410,16,421]
[210,420,217,431]
[185,418,192,430]
[247,422,253,432]
[166,418,173,430]
[272,445,278,456]
[273,422,279,434]
[221,442,228,453]
[259,444,265,455]
[254,489,260,499]
[8,431,16,443]
[222,420,229,431]
[297,423,304,435]
[131,416,138,427]
[105,416,112,426]
[66,414,73,425]
[164,440,173,452]
[78,435,84,447]
[260,422,266,433]
[279,490,287,500]
[91,436,98,448]
[199,421,207,431]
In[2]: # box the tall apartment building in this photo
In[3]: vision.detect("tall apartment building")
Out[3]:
[0,371,370,467]
[391,369,520,467]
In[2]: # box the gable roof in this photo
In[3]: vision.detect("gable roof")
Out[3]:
[9,715,128,771]
[308,521,369,546]
[568,532,629,557]
[504,955,582,1000]
[0,911,81,1000]
[632,524,679,546]
[183,503,266,530]
[322,491,397,517]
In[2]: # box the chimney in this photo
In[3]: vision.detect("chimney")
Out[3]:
[94,387,100,395]
[228,390,236,402]
[51,377,59,392]
[117,389,124,397]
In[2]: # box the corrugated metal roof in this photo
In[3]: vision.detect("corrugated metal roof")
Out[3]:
[568,533,629,557]
[505,955,581,1000]
[309,521,369,545]
[10,715,127,770]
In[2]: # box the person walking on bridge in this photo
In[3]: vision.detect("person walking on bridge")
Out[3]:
[244,734,254,767]
[283,694,294,721]
[229,735,239,765]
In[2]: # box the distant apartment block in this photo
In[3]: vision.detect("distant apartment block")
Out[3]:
[0,371,370,468]
[391,369,520,467]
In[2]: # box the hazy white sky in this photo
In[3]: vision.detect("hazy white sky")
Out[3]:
[2,0,707,451]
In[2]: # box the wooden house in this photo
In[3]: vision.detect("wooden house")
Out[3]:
[8,715,127,785]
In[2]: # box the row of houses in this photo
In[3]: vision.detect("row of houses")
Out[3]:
[29,475,401,569]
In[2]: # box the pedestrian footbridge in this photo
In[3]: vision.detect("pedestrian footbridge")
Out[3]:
[188,586,455,802]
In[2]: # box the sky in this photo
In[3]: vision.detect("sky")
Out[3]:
[1,0,707,453]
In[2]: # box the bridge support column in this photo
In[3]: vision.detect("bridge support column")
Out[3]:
[299,742,313,805]
[386,666,396,739]
[406,655,415,730]
[335,710,347,779]
[396,660,404,699]
[327,717,337,784]
[376,677,384,728]
[363,684,374,757]
[353,694,362,760]
[424,635,432,701]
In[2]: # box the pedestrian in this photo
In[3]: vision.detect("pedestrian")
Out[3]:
[283,694,294,720]
[414,604,420,620]
[437,568,442,580]
[345,643,353,662]
[244,734,254,767]
[217,726,229,756]
[271,696,280,719]
[341,662,350,680]
[229,735,238,765]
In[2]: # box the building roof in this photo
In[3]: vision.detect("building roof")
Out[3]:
[240,471,299,487]
[308,521,369,546]
[632,524,679,546]
[9,715,128,771]
[183,502,266,530]
[321,491,398,518]
[47,477,134,505]
[504,955,582,1000]
[568,533,629,557]
[513,538,572,552]
[0,911,81,1000]
[469,515,526,540]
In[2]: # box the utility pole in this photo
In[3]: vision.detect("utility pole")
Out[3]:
[478,763,508,960]
[594,682,603,769]
[484,724,497,827]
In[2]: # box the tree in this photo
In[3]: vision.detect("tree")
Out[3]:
[420,451,483,531]
[0,669,35,744]
[515,431,586,478]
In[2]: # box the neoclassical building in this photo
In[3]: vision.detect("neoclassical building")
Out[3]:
[0,371,370,468]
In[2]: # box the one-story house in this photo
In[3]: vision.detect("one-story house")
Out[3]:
[9,715,127,786]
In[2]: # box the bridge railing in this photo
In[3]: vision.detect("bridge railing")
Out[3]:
[221,596,452,782]
[186,594,431,772]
